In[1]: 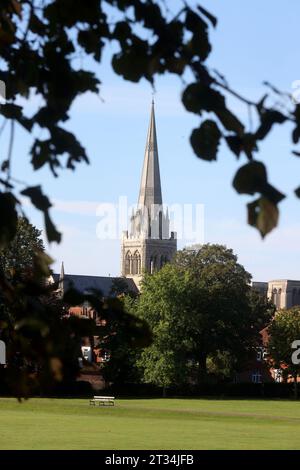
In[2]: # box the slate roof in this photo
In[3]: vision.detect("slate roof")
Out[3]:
[52,274,138,297]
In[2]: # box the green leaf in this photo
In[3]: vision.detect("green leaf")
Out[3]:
[21,186,51,211]
[33,250,54,278]
[0,104,33,131]
[190,120,222,161]
[232,161,267,195]
[63,288,84,306]
[0,192,18,249]
[247,197,279,238]
[197,5,217,27]
[182,83,225,114]
[292,128,300,144]
[255,110,286,140]
[225,134,257,159]
[44,212,61,243]
[185,10,211,61]
[262,183,285,204]
[216,108,244,135]
[21,186,61,243]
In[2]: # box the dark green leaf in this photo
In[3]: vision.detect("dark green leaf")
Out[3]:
[0,104,32,131]
[21,186,51,211]
[0,192,18,249]
[21,186,61,243]
[216,108,244,135]
[190,120,221,161]
[255,110,286,140]
[292,127,300,144]
[197,5,217,27]
[63,288,84,306]
[247,197,279,238]
[182,83,225,114]
[233,161,267,195]
[44,212,61,243]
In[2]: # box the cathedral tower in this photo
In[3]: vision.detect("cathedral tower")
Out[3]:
[121,101,177,286]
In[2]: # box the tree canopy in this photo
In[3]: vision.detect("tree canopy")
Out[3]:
[0,217,44,277]
[268,307,300,387]
[0,218,150,397]
[135,244,273,389]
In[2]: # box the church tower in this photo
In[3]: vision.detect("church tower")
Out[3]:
[121,101,177,287]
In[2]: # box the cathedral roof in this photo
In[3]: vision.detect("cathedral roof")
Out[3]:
[52,273,138,297]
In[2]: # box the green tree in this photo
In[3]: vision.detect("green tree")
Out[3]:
[0,217,44,277]
[136,245,272,388]
[100,294,151,386]
[268,307,300,398]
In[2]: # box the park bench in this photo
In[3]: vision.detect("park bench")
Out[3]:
[89,396,115,406]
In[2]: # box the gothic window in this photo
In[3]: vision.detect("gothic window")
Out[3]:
[125,251,132,275]
[272,288,277,306]
[160,255,169,268]
[132,250,141,275]
[277,288,282,309]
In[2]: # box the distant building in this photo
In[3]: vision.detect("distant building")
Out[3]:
[267,280,300,309]
[251,281,268,298]
[252,279,300,309]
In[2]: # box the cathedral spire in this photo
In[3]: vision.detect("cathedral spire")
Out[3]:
[60,261,65,280]
[138,100,162,211]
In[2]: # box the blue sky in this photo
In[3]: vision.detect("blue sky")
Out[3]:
[4,0,300,281]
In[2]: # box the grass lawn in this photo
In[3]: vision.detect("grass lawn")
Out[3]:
[0,397,300,449]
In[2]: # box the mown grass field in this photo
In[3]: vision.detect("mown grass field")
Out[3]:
[0,397,300,449]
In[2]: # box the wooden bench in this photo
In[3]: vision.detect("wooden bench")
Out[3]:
[89,396,115,406]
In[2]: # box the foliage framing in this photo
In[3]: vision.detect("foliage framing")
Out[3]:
[0,0,299,244]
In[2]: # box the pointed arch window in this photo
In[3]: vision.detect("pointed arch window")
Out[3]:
[132,250,141,275]
[125,251,132,275]
[277,288,282,308]
[272,288,277,306]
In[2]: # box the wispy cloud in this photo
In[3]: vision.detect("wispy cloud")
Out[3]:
[52,199,100,216]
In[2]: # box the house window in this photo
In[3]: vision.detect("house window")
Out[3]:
[262,351,268,360]
[252,371,262,383]
[256,350,262,362]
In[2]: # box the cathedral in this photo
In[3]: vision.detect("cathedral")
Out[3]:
[121,100,177,288]
[55,101,177,295]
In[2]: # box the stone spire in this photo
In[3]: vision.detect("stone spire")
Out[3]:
[60,261,65,280]
[138,100,162,211]
[121,100,177,286]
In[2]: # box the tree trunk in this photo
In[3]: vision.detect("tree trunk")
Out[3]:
[162,386,167,398]
[197,353,207,385]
